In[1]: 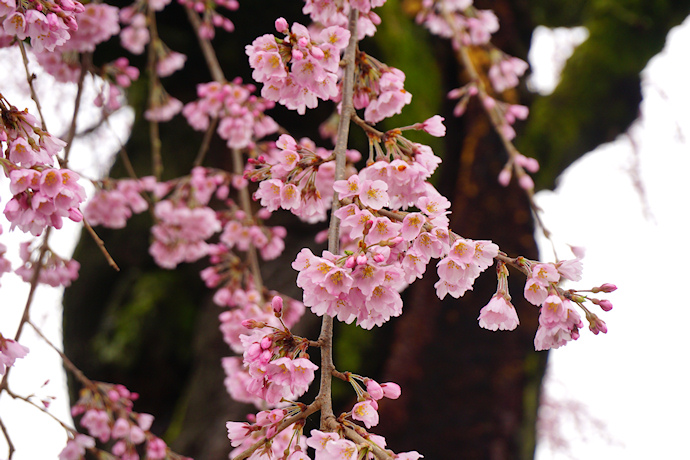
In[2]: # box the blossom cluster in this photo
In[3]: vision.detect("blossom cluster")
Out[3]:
[246,20,351,114]
[302,0,387,39]
[416,0,499,46]
[147,168,224,268]
[15,240,80,287]
[183,79,279,150]
[304,428,422,460]
[66,382,184,460]
[1,103,86,236]
[0,0,85,52]
[227,409,307,459]
[353,54,412,124]
[248,134,360,223]
[85,178,150,229]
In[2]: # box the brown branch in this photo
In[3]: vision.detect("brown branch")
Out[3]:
[0,229,51,392]
[82,219,120,271]
[342,424,395,460]
[438,5,558,257]
[147,6,164,180]
[316,9,359,431]
[193,116,219,167]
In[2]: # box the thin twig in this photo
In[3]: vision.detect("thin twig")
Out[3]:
[82,219,120,271]
[17,41,46,131]
[231,148,264,300]
[193,116,219,167]
[0,417,15,460]
[0,229,51,392]
[3,385,77,433]
[185,7,226,83]
[61,53,91,166]
[147,6,164,180]
[26,320,96,390]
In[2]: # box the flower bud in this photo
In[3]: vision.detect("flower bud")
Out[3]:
[271,295,283,315]
[275,17,288,33]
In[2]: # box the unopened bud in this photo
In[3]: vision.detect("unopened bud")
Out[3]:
[597,299,613,311]
[242,319,265,329]
[498,168,511,186]
[274,17,288,33]
[271,295,283,315]
[593,283,617,293]
[518,174,534,191]
[589,317,608,335]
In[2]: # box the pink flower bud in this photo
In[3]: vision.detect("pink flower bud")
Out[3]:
[498,168,511,186]
[311,46,324,60]
[597,299,613,311]
[271,295,283,314]
[597,283,617,293]
[482,96,496,110]
[381,382,401,399]
[275,17,288,33]
[518,174,534,190]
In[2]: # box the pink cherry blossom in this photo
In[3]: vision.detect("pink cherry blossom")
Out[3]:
[478,294,519,331]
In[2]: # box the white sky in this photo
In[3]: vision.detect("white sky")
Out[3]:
[532,18,690,460]
[1,14,690,460]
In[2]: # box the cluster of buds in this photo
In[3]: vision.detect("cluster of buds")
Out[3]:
[237,309,317,405]
[416,0,499,46]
